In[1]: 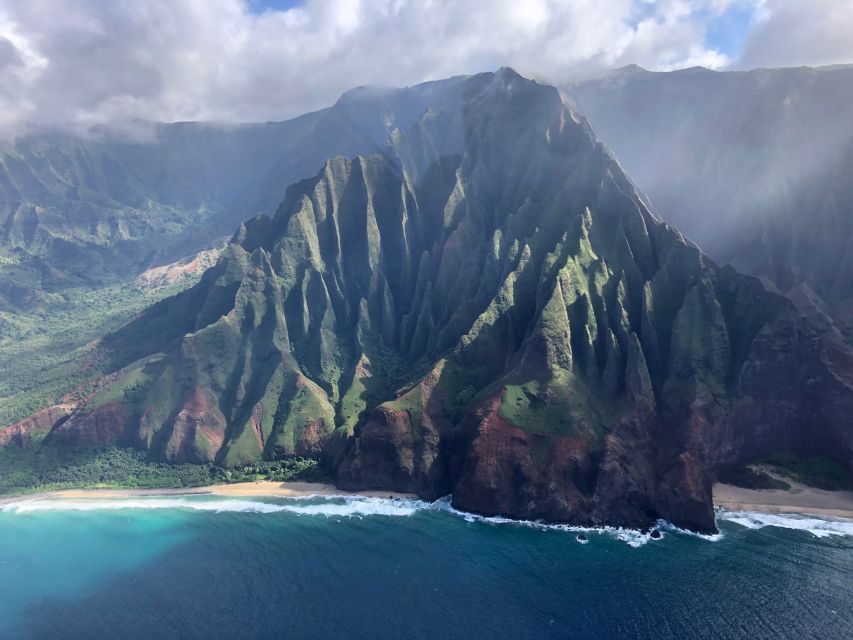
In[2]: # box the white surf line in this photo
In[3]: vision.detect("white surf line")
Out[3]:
[14,495,848,544]
[428,497,659,547]
[715,509,853,538]
[1,494,660,546]
[0,496,432,518]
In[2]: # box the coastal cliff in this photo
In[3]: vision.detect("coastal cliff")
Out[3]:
[6,69,853,533]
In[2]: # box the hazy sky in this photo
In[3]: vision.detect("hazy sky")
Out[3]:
[0,0,851,131]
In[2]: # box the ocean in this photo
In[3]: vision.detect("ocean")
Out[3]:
[0,495,851,639]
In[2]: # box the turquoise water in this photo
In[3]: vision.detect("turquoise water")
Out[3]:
[0,496,851,639]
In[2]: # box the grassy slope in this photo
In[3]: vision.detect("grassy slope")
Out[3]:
[498,374,611,439]
[762,453,853,491]
[0,277,200,427]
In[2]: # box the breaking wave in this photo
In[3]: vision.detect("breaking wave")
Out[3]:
[658,520,724,542]
[0,496,432,517]
[0,495,661,546]
[5,495,849,545]
[429,497,658,547]
[716,510,853,538]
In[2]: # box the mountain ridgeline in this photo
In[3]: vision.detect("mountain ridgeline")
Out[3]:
[7,70,853,532]
[0,77,466,312]
[565,64,853,341]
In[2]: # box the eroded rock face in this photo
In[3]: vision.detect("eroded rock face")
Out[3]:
[3,370,133,449]
[451,392,597,524]
[338,363,452,498]
[0,76,468,315]
[0,405,71,447]
[338,406,447,497]
[159,387,228,463]
[7,69,853,532]
[49,402,129,449]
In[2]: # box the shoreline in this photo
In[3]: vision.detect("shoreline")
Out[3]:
[713,481,853,521]
[2,480,852,523]
[0,481,418,506]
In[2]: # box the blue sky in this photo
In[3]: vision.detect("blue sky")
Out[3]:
[248,0,303,13]
[704,2,760,59]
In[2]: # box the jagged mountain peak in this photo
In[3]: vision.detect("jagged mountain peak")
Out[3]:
[9,69,853,534]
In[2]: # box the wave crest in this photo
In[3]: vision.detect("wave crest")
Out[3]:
[6,496,849,545]
[716,510,853,538]
[0,496,431,518]
[430,497,657,547]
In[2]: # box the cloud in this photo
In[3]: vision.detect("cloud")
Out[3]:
[0,0,847,133]
[735,0,853,69]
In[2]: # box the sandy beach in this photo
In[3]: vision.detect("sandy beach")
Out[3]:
[0,481,417,506]
[713,479,853,520]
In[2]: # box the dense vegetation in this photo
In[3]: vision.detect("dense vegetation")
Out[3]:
[0,440,323,497]
[716,464,791,490]
[0,277,198,427]
[762,453,853,491]
[716,454,853,492]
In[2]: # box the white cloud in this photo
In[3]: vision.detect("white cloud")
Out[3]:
[0,0,847,133]
[735,0,853,69]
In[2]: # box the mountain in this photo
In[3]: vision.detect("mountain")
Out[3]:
[0,76,468,427]
[564,64,853,342]
[0,77,466,313]
[5,69,853,533]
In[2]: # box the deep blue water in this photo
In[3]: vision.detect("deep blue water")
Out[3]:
[0,495,851,640]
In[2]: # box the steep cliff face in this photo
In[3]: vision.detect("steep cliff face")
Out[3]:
[13,69,853,532]
[565,64,853,342]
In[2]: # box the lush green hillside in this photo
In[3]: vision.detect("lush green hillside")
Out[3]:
[0,77,467,427]
[0,77,467,315]
[11,69,852,533]
[0,275,206,428]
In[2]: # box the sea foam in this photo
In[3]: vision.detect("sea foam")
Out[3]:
[657,520,724,542]
[5,495,849,545]
[716,510,853,538]
[2,498,292,514]
[429,497,657,547]
[1,495,658,546]
[0,496,432,518]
